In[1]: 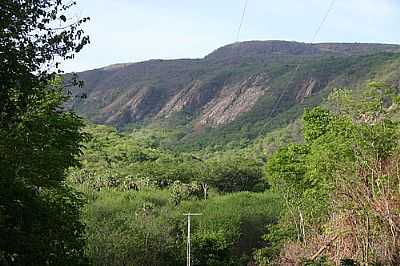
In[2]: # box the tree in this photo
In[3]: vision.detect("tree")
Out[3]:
[303,107,332,142]
[1,0,89,124]
[262,83,400,265]
[209,155,266,193]
[0,78,89,265]
[266,143,310,245]
[0,1,89,264]
[192,231,232,266]
[190,155,211,200]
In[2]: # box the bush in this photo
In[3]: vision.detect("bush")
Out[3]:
[209,156,267,193]
[83,190,281,265]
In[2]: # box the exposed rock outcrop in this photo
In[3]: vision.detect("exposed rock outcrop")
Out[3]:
[198,74,268,126]
[296,79,318,103]
[157,80,204,117]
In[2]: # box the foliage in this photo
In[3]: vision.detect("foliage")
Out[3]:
[169,181,203,205]
[84,189,180,266]
[1,0,90,125]
[0,80,88,265]
[66,123,278,265]
[69,124,266,194]
[303,107,332,142]
[0,1,89,264]
[208,155,267,193]
[83,190,281,266]
[192,231,232,266]
[259,82,400,265]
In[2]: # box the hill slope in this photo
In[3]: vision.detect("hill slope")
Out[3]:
[67,41,400,149]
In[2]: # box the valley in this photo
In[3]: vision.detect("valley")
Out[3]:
[65,41,400,265]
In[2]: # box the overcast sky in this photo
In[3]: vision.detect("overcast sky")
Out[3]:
[62,0,400,72]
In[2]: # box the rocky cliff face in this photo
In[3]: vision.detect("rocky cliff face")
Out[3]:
[198,73,268,126]
[67,41,400,134]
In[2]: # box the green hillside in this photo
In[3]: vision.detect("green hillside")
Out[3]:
[65,41,400,265]
[68,42,400,151]
[172,52,400,150]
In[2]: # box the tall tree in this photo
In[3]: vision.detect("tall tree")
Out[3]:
[0,1,89,265]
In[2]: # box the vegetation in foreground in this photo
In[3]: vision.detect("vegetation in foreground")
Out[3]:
[67,122,277,265]
[83,189,280,266]
[1,0,89,265]
[65,83,400,266]
[257,83,400,265]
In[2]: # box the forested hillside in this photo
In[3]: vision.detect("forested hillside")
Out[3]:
[68,41,400,150]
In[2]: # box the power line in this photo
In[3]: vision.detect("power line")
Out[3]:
[236,0,249,43]
[311,0,336,43]
[269,0,336,117]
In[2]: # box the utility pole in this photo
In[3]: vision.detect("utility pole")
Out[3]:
[183,213,202,266]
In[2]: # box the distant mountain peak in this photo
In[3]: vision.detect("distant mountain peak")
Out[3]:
[205,40,400,61]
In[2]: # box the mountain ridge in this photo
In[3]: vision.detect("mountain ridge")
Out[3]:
[67,40,400,149]
[75,40,400,72]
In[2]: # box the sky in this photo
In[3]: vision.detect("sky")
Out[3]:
[62,0,400,72]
